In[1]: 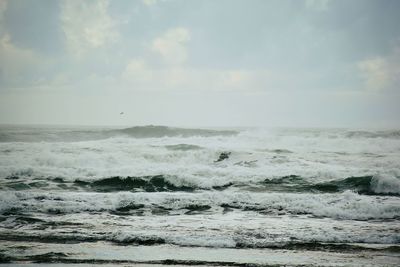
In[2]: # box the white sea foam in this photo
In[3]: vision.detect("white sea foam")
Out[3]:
[1,126,399,253]
[1,190,399,220]
[1,130,399,189]
[371,174,400,194]
[2,206,399,247]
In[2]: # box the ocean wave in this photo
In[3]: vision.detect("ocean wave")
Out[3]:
[1,190,399,220]
[1,212,399,249]
[370,174,400,195]
[164,144,204,151]
[74,175,198,192]
[0,125,238,143]
[2,173,399,197]
[5,232,396,251]
[344,130,400,139]
[1,127,399,190]
[1,126,399,264]
[115,125,237,138]
[0,125,238,142]
[261,174,400,196]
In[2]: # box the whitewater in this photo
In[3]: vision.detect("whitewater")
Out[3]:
[0,125,399,266]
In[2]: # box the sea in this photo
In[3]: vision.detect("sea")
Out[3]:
[0,125,399,267]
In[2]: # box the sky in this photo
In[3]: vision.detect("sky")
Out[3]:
[0,0,399,128]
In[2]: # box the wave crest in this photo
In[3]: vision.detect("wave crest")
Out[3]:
[116,125,237,138]
[370,174,400,195]
[0,125,238,142]
[262,175,400,196]
[74,175,196,192]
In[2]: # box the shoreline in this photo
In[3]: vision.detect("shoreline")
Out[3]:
[2,241,400,267]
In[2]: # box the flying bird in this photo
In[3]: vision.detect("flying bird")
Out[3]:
[120,112,124,115]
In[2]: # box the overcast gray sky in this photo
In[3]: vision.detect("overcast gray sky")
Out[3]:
[0,0,399,127]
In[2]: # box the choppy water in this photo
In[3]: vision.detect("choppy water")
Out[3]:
[1,125,399,266]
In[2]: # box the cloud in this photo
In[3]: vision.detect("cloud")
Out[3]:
[152,27,191,65]
[305,0,331,11]
[60,0,118,58]
[358,47,400,91]
[142,0,157,6]
[0,0,6,19]
[121,27,252,92]
[0,0,7,35]
[0,1,47,87]
[122,59,153,85]
[358,57,390,90]
[121,58,275,93]
[0,34,42,85]
[121,24,306,93]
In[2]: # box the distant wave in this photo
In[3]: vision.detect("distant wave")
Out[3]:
[164,144,204,151]
[0,125,238,142]
[114,125,237,138]
[344,130,400,139]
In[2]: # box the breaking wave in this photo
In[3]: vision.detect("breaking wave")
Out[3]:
[261,174,400,196]
[2,173,399,196]
[1,190,399,220]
